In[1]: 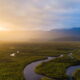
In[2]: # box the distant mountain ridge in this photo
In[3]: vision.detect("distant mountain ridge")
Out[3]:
[0,27,80,42]
[48,27,80,41]
[25,27,80,42]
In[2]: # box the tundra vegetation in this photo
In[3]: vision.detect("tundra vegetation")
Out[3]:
[35,55,80,80]
[73,69,80,80]
[41,77,54,80]
[0,42,80,80]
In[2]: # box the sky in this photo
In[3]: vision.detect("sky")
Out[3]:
[0,0,80,31]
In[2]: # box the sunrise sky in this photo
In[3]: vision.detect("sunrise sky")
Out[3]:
[0,0,80,42]
[0,0,80,31]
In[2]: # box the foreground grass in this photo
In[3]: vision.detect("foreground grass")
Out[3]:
[41,77,55,80]
[0,42,80,80]
[0,44,46,80]
[73,70,80,80]
[0,55,46,80]
[35,55,80,80]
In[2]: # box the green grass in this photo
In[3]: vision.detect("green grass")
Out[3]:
[0,42,80,80]
[0,55,46,80]
[41,77,55,80]
[73,69,80,80]
[0,44,46,80]
[35,55,80,80]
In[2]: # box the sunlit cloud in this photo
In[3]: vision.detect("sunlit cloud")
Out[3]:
[0,0,80,30]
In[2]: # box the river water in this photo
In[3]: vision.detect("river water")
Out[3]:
[23,57,55,80]
[66,65,80,80]
[24,56,80,80]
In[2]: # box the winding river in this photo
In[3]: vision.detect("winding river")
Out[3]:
[23,57,55,80]
[66,65,80,80]
[23,56,80,80]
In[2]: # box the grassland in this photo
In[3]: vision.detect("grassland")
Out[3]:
[41,77,54,80]
[35,55,80,80]
[0,42,80,80]
[73,69,80,80]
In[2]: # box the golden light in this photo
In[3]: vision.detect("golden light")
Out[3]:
[0,23,9,31]
[0,27,6,31]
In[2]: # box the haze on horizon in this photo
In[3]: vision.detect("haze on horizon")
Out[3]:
[0,0,80,42]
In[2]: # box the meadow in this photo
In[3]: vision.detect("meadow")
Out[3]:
[41,77,54,80]
[35,55,80,80]
[0,42,80,80]
[73,69,80,80]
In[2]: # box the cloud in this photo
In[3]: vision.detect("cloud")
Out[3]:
[0,0,80,30]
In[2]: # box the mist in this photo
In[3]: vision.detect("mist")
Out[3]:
[0,27,80,43]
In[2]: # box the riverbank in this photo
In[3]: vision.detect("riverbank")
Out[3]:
[23,57,55,80]
[35,55,80,80]
[0,42,80,80]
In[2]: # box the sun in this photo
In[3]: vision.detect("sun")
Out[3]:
[0,24,9,31]
[0,27,7,31]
